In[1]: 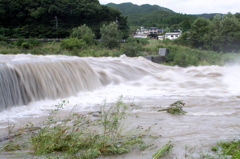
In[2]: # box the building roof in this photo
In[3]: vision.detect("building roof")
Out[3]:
[165,32,181,35]
[149,27,158,30]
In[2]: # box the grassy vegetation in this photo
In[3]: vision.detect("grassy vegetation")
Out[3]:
[209,139,240,159]
[157,40,240,67]
[1,98,157,159]
[1,38,240,67]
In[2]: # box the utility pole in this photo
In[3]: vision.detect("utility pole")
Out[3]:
[55,16,58,39]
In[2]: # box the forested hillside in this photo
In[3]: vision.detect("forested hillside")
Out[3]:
[0,0,129,38]
[106,2,173,15]
[128,10,196,29]
[106,3,196,29]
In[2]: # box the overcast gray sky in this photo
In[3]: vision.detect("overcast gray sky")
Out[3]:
[98,0,239,14]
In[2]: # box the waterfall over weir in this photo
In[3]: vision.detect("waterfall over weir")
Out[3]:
[0,54,155,111]
[0,55,103,111]
[1,54,240,112]
[0,54,240,158]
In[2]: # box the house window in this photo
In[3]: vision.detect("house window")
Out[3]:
[171,35,173,37]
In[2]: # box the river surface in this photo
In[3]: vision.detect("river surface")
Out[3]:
[0,54,239,158]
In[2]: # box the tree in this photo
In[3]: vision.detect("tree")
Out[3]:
[172,13,240,53]
[235,13,240,21]
[179,19,191,31]
[219,13,240,52]
[164,27,170,33]
[71,24,96,46]
[0,0,129,38]
[100,22,122,49]
[189,17,210,48]
[203,13,240,52]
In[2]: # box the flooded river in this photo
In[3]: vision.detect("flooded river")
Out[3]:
[0,54,239,158]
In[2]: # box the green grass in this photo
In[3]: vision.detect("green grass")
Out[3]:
[217,139,240,159]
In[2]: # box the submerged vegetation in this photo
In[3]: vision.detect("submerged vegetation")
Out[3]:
[152,141,173,159]
[1,98,158,158]
[158,100,187,114]
[209,139,240,159]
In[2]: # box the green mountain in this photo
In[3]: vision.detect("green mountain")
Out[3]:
[106,2,174,15]
[106,3,196,29]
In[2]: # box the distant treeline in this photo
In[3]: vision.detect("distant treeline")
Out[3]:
[106,3,197,30]
[0,0,129,38]
[174,13,240,53]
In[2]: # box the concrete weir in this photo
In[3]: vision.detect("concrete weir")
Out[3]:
[143,48,168,63]
[0,58,102,111]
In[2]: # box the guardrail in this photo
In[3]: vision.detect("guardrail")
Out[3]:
[7,39,129,43]
[7,38,63,42]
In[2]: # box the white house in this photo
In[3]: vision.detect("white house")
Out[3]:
[164,32,181,40]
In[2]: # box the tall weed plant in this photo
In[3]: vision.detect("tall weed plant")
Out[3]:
[30,97,151,158]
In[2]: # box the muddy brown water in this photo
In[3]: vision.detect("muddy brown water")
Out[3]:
[0,54,239,158]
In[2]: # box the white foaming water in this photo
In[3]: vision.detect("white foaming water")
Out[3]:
[222,65,240,95]
[0,54,239,122]
[0,54,239,158]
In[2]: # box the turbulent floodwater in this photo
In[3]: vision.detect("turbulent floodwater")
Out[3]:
[0,54,239,158]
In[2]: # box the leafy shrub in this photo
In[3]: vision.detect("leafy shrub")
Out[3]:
[78,49,96,57]
[60,38,87,50]
[143,43,159,55]
[71,24,96,46]
[127,37,149,45]
[112,50,123,57]
[14,37,41,49]
[100,22,122,49]
[15,37,25,47]
[28,38,41,47]
[81,33,97,46]
[21,42,31,49]
[121,42,142,57]
[173,50,199,67]
[0,35,7,41]
[0,41,8,46]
